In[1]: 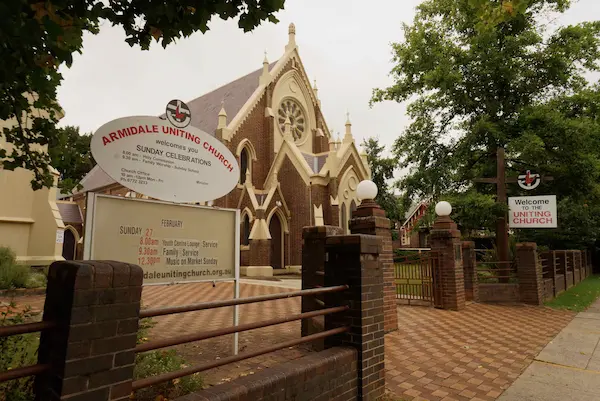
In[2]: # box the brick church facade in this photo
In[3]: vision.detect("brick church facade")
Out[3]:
[68,24,371,276]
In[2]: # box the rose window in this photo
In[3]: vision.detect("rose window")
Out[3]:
[278,99,306,142]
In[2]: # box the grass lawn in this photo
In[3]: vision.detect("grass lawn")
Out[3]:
[545,275,600,312]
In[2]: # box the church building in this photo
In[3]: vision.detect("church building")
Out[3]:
[70,24,371,276]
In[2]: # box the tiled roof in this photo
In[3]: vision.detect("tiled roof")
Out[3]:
[57,202,83,224]
[75,165,116,194]
[76,63,276,194]
[177,62,277,136]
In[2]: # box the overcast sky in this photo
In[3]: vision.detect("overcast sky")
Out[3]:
[57,0,599,157]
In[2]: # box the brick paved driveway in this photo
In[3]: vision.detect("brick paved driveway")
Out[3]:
[385,303,575,401]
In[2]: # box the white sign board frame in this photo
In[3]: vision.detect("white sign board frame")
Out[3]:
[83,193,241,354]
[90,115,240,203]
[508,195,558,229]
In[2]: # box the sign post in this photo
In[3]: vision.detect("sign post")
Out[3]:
[473,148,555,270]
[87,100,242,353]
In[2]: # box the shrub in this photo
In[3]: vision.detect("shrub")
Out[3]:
[0,303,39,401]
[133,317,203,400]
[25,272,47,289]
[0,248,30,290]
[134,350,203,401]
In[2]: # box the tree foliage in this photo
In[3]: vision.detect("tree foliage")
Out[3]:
[372,0,600,248]
[0,0,285,189]
[48,126,95,193]
[362,137,402,222]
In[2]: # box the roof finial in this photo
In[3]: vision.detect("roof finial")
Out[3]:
[283,115,294,142]
[245,167,251,185]
[286,22,297,51]
[260,50,272,85]
[344,112,353,144]
[218,100,227,129]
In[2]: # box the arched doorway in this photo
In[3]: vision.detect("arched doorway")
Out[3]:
[269,213,283,270]
[62,228,76,260]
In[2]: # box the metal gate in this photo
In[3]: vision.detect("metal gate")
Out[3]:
[394,251,442,307]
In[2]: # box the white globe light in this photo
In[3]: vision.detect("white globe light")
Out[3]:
[435,201,452,217]
[356,180,378,200]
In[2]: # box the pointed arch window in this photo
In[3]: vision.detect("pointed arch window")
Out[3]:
[240,148,249,184]
[350,200,357,220]
[242,214,251,246]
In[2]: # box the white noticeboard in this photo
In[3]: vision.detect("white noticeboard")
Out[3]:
[90,115,239,203]
[83,194,241,354]
[508,195,557,229]
[56,229,64,244]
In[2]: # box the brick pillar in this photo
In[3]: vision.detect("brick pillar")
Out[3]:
[301,225,342,342]
[549,251,558,297]
[584,251,590,277]
[330,204,340,228]
[349,198,398,333]
[429,215,465,311]
[324,234,385,401]
[574,250,582,284]
[462,241,478,302]
[556,250,568,290]
[567,251,575,288]
[249,239,271,266]
[36,261,143,401]
[516,243,543,305]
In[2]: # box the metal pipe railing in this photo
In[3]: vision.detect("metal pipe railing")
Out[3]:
[0,364,50,384]
[0,320,56,338]
[0,320,56,384]
[136,305,348,353]
[140,285,348,318]
[132,326,349,391]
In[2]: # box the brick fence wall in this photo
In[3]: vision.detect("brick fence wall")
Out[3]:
[29,231,385,401]
[476,248,593,305]
[478,283,520,303]
[175,347,358,401]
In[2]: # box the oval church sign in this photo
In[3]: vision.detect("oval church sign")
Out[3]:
[91,111,239,203]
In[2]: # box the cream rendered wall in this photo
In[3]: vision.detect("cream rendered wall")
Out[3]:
[338,166,361,234]
[272,69,316,154]
[0,98,65,265]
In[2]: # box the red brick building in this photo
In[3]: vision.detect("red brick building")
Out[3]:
[399,201,429,248]
[69,24,371,276]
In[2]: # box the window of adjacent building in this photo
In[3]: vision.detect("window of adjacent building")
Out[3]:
[242,214,251,246]
[240,148,249,184]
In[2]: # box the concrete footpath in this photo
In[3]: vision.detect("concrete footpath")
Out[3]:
[498,299,600,401]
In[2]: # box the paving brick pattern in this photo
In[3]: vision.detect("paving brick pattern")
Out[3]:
[385,303,575,401]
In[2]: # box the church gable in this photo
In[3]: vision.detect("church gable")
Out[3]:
[185,61,277,136]
[271,68,318,154]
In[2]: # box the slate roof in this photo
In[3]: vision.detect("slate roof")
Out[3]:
[180,62,277,136]
[74,164,116,194]
[75,63,276,194]
[57,202,83,224]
